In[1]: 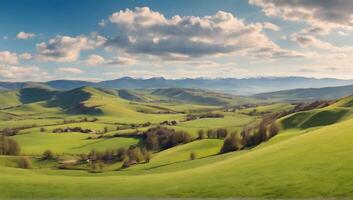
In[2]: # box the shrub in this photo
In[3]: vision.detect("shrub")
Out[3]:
[216,128,228,138]
[144,127,192,151]
[18,157,32,169]
[269,122,280,137]
[40,127,46,132]
[0,136,21,155]
[190,152,196,160]
[197,130,205,139]
[207,129,217,138]
[89,161,104,173]
[144,151,152,163]
[42,149,55,160]
[220,132,243,154]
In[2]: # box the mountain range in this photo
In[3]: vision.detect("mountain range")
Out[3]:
[2,76,353,95]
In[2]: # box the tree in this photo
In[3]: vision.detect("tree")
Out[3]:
[220,132,243,154]
[144,151,151,163]
[207,129,216,138]
[7,138,20,155]
[216,128,228,138]
[269,122,280,138]
[190,152,196,160]
[197,130,205,139]
[18,157,32,169]
[104,127,108,133]
[40,127,46,133]
[258,122,268,142]
[42,149,54,160]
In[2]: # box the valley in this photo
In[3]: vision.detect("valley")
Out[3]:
[1,84,353,198]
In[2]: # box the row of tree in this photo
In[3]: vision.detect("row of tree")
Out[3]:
[197,128,229,139]
[220,120,280,154]
[186,112,224,121]
[143,127,192,151]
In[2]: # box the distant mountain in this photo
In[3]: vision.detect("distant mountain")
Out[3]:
[2,77,353,95]
[254,84,353,102]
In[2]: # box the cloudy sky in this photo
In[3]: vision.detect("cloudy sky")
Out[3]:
[0,0,353,81]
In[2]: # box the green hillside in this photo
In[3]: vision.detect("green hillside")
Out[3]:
[1,88,353,198]
[254,84,353,102]
[279,95,353,129]
[151,88,262,106]
[0,87,57,109]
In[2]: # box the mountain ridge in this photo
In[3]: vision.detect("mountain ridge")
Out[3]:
[2,76,353,95]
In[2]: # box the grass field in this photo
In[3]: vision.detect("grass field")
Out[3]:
[1,87,353,198]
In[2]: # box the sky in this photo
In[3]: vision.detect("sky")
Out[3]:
[0,0,353,82]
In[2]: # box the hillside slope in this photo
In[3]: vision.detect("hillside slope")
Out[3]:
[279,95,353,129]
[1,113,353,198]
[254,84,353,102]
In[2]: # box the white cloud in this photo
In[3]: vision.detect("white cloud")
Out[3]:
[84,54,136,66]
[0,64,49,81]
[36,34,106,62]
[57,67,83,74]
[249,0,353,34]
[16,32,36,40]
[263,22,280,31]
[19,53,32,60]
[2,36,8,40]
[85,54,106,65]
[0,51,19,65]
[98,19,106,27]
[106,7,303,60]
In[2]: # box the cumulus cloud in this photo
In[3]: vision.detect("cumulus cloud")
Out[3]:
[36,34,106,62]
[19,53,32,60]
[263,22,280,31]
[106,7,303,59]
[16,32,36,40]
[0,51,19,65]
[57,67,83,74]
[249,0,353,34]
[291,33,353,53]
[85,54,106,65]
[84,54,136,66]
[0,64,49,81]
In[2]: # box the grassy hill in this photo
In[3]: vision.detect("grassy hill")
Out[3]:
[254,84,353,102]
[1,88,353,198]
[151,88,262,106]
[1,107,353,198]
[279,95,353,129]
[0,87,57,109]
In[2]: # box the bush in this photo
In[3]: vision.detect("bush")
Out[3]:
[89,161,104,173]
[144,151,152,163]
[197,130,205,139]
[269,122,280,137]
[190,152,196,160]
[220,132,243,154]
[18,157,32,169]
[40,127,46,132]
[207,129,217,138]
[42,150,55,160]
[144,127,192,151]
[216,128,228,138]
[0,136,21,155]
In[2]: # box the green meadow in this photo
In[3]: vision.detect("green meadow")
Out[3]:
[1,86,353,198]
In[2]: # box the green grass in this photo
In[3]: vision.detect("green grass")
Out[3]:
[2,117,353,198]
[1,87,353,198]
[13,132,139,155]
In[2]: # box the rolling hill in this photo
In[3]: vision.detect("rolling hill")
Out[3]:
[1,95,353,198]
[2,76,353,95]
[254,84,353,102]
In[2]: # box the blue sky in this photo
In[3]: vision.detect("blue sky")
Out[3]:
[0,0,352,81]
